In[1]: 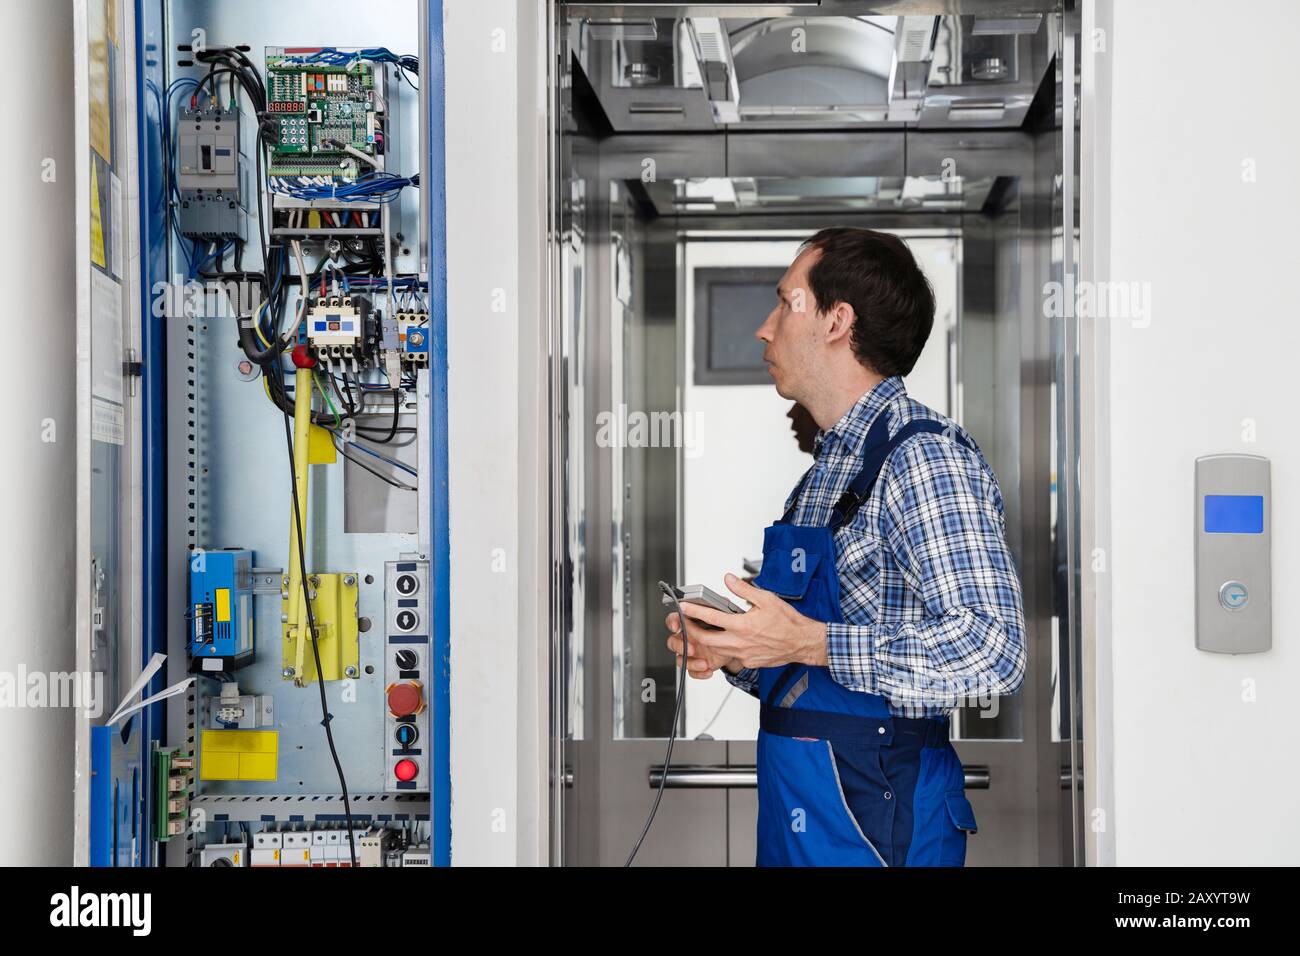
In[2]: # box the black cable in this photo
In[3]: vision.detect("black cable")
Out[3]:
[281,399,358,867]
[330,434,416,491]
[360,390,401,443]
[193,67,237,105]
[332,373,358,417]
[625,582,693,867]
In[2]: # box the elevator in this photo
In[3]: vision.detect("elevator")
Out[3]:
[546,1,1084,866]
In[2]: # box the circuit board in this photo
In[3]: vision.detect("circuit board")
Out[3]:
[266,49,379,174]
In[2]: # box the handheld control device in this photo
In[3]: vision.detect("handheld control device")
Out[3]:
[660,584,744,615]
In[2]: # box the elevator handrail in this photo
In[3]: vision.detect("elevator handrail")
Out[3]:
[644,765,993,790]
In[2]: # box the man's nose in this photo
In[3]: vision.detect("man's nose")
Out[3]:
[756,308,776,342]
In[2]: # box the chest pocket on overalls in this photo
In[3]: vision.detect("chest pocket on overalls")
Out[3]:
[754,548,824,601]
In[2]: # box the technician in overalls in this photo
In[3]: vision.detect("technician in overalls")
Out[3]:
[666,227,1027,867]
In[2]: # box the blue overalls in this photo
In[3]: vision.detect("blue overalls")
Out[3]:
[751,412,980,867]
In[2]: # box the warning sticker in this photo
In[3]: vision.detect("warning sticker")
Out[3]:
[91,268,124,446]
[90,159,107,270]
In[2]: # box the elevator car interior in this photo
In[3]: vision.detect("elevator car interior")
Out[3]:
[548,1,1083,866]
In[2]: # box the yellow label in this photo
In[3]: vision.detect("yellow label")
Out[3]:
[307,423,337,465]
[199,730,279,781]
[90,162,106,268]
[215,588,231,623]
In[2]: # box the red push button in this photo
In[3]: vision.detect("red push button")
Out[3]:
[394,758,418,782]
[387,681,424,718]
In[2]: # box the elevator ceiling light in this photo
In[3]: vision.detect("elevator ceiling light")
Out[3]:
[586,19,658,42]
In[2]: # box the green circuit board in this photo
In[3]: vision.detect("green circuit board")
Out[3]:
[265,51,378,164]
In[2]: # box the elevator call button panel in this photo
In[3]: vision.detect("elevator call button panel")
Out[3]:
[1195,455,1270,654]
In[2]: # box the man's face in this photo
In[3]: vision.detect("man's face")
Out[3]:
[756,247,822,401]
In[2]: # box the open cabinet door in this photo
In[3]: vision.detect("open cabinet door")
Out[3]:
[73,0,147,866]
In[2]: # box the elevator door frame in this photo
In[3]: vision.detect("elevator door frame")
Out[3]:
[545,4,1086,868]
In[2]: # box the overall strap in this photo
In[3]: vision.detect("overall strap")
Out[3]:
[829,416,974,532]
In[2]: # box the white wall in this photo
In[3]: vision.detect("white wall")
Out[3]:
[1087,0,1300,864]
[0,0,76,865]
[444,0,547,865]
[681,241,804,739]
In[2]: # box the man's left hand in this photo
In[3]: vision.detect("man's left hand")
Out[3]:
[674,573,829,670]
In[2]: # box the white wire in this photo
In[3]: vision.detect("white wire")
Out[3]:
[282,238,311,342]
[342,143,381,170]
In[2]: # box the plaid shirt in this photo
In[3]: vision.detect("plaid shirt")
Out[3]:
[727,376,1027,718]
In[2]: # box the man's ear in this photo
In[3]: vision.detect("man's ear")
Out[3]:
[823,301,856,345]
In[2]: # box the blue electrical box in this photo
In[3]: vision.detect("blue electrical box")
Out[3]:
[188,548,255,672]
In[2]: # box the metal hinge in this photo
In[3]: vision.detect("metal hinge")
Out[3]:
[123,348,143,397]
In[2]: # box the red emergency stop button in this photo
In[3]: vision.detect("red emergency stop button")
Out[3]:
[386,681,424,718]
[394,759,419,782]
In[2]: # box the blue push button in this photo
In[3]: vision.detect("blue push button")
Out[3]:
[1218,580,1249,610]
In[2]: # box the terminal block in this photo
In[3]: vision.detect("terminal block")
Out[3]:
[153,746,194,842]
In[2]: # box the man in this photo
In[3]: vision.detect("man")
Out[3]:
[665,227,1026,867]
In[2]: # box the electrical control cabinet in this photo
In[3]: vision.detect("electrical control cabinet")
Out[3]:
[74,0,445,869]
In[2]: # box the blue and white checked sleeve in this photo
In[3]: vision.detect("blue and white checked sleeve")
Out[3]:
[825,435,1027,713]
[724,664,760,696]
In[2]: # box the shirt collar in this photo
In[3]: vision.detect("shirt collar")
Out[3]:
[811,376,906,459]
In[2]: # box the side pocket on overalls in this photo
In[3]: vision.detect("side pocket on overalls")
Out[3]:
[825,738,896,866]
[940,791,978,866]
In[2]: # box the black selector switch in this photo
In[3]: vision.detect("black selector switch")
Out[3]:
[395,722,419,749]
[394,648,418,671]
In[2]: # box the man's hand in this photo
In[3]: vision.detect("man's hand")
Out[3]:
[668,573,829,672]
[665,610,737,680]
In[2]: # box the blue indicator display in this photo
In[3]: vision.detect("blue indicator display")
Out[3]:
[1204,494,1264,534]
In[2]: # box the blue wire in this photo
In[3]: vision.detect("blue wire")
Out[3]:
[268,171,415,204]
[333,435,419,478]
[188,240,233,281]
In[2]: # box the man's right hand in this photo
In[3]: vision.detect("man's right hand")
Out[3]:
[664,611,740,679]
